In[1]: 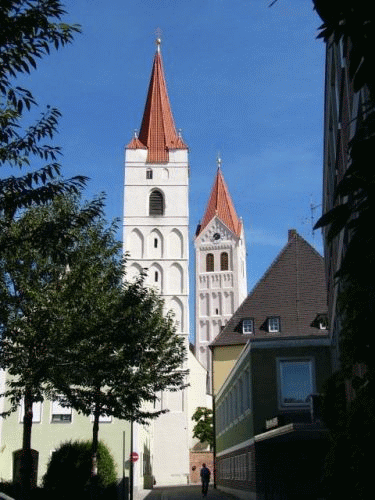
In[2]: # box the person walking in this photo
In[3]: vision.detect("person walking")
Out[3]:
[200,463,211,497]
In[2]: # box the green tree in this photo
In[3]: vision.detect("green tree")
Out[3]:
[0,0,86,222]
[54,248,188,488]
[0,194,104,498]
[0,192,187,496]
[192,407,214,449]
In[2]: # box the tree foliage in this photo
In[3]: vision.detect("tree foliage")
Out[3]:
[0,1,87,219]
[192,407,214,449]
[0,193,104,498]
[0,196,102,405]
[0,193,187,493]
[53,230,188,461]
[310,2,375,497]
[313,0,375,376]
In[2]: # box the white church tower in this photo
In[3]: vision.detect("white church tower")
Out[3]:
[123,39,190,485]
[195,159,247,392]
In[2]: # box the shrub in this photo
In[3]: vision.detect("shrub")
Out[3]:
[43,440,117,500]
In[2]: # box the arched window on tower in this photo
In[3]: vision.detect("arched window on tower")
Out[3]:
[221,252,229,271]
[149,190,164,216]
[206,253,214,272]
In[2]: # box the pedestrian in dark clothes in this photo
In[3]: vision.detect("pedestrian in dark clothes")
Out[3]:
[200,463,210,497]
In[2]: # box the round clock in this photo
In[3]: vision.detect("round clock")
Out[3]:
[212,232,221,241]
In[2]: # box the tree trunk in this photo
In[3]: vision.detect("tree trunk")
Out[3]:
[91,399,100,500]
[20,387,34,499]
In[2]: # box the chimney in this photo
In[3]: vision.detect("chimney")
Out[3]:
[288,229,297,241]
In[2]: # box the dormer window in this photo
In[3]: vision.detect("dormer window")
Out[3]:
[268,316,280,333]
[242,319,254,334]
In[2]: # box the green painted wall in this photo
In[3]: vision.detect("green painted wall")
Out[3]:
[0,396,131,485]
[216,410,254,453]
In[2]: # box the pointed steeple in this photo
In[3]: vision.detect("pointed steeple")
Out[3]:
[197,158,242,237]
[127,38,187,163]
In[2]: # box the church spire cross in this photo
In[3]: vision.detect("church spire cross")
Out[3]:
[155,37,161,53]
[217,152,222,170]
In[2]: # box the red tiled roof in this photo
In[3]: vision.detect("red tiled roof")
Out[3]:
[127,136,147,149]
[197,168,242,237]
[127,46,187,163]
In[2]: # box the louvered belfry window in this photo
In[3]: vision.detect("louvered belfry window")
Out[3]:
[221,252,229,271]
[149,190,164,215]
[206,253,214,272]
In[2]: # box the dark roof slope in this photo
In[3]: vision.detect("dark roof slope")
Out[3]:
[211,230,328,347]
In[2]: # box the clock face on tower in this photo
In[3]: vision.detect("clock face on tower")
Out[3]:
[212,232,221,242]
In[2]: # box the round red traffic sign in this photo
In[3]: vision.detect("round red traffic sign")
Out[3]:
[130,452,139,462]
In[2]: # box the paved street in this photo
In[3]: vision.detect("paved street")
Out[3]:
[139,485,235,500]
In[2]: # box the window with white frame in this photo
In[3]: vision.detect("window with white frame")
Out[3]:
[51,400,72,423]
[268,316,280,333]
[278,358,314,408]
[242,318,253,334]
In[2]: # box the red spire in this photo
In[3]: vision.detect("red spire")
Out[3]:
[127,40,187,163]
[197,166,242,237]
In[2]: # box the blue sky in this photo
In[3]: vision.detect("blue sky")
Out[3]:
[12,0,325,332]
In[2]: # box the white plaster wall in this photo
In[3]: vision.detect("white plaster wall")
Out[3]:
[194,217,247,388]
[123,147,190,486]
[187,350,212,450]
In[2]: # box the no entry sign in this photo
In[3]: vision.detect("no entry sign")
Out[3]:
[130,452,139,462]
